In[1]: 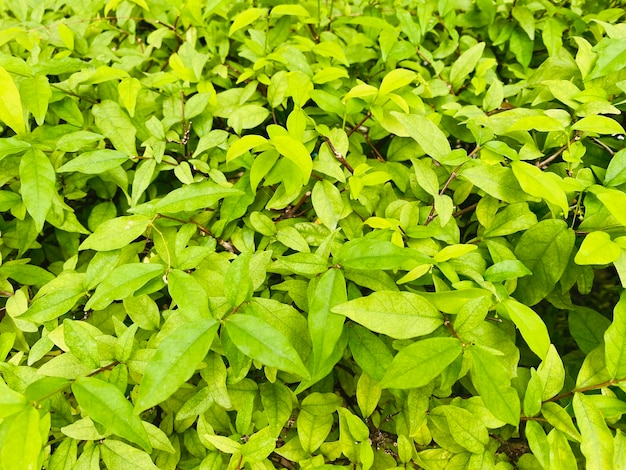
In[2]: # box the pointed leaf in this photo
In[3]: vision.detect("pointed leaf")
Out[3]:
[19,149,55,232]
[72,377,151,452]
[332,291,442,340]
[380,338,462,388]
[0,65,26,134]
[79,215,151,251]
[100,439,157,470]
[604,291,626,379]
[573,393,614,470]
[392,112,451,161]
[225,314,310,378]
[134,318,218,412]
[501,299,550,360]
[153,180,242,213]
[57,149,128,175]
[20,75,51,125]
[92,100,137,156]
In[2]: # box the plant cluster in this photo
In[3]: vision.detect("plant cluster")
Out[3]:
[0,0,625,468]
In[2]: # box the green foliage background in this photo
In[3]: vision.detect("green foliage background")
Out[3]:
[0,0,625,468]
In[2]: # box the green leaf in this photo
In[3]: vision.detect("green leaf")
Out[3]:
[0,65,26,134]
[378,68,416,96]
[0,407,42,470]
[63,320,100,369]
[19,149,56,232]
[84,263,165,311]
[548,429,578,470]
[433,405,489,454]
[240,426,276,463]
[311,180,345,230]
[167,269,211,321]
[226,135,268,162]
[308,269,347,378]
[525,420,550,469]
[380,338,462,389]
[483,203,538,237]
[392,112,451,161]
[228,105,270,134]
[134,318,218,412]
[603,291,626,379]
[332,291,442,340]
[604,149,626,187]
[79,215,151,251]
[150,180,242,214]
[412,158,439,197]
[225,314,310,378]
[592,186,626,227]
[460,163,528,203]
[0,378,26,418]
[229,7,266,35]
[514,219,575,306]
[573,393,614,470]
[500,299,550,360]
[537,345,565,401]
[356,373,381,418]
[260,381,293,436]
[511,161,569,216]
[575,231,621,265]
[100,439,157,470]
[224,251,253,307]
[469,346,520,425]
[19,277,86,324]
[72,377,151,452]
[335,238,429,270]
[296,410,333,453]
[20,75,51,126]
[92,100,137,156]
[484,260,532,282]
[348,325,394,382]
[572,115,625,135]
[541,402,581,442]
[450,42,485,91]
[270,134,312,182]
[57,149,128,174]
[569,307,611,354]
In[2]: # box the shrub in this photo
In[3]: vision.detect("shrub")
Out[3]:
[0,0,625,468]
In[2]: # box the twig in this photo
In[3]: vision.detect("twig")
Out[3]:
[590,136,616,156]
[536,135,579,169]
[346,111,372,137]
[544,375,626,403]
[323,137,354,174]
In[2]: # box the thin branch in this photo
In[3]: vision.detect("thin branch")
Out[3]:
[323,137,354,174]
[536,135,579,169]
[346,111,372,138]
[544,375,626,403]
[590,136,616,156]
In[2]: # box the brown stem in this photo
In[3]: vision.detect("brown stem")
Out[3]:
[544,375,626,403]
[323,137,354,174]
[453,202,478,218]
[424,161,467,226]
[536,135,579,169]
[346,111,372,138]
[590,136,616,156]
[154,214,237,253]
[87,361,120,377]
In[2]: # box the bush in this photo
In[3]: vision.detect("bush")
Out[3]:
[0,0,625,468]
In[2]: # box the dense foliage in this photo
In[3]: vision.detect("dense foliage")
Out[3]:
[0,0,625,468]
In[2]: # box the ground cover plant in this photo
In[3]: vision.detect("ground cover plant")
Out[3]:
[0,0,625,468]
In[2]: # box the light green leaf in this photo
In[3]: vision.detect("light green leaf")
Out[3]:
[19,281,86,324]
[380,338,462,388]
[79,215,151,251]
[548,429,578,470]
[151,180,242,214]
[412,158,439,197]
[0,65,26,134]
[260,381,293,436]
[511,161,569,216]
[270,134,312,182]
[228,105,270,134]
[84,263,165,311]
[483,202,537,237]
[20,75,51,125]
[92,100,137,156]
[57,149,128,174]
[460,163,528,203]
[100,439,157,470]
[575,231,621,265]
[297,410,333,453]
[572,115,625,135]
[378,68,416,96]
[0,407,42,470]
[225,314,310,378]
[433,244,477,263]
[484,260,532,282]
[604,291,626,379]
[167,269,211,321]
[0,378,26,418]
[311,180,345,230]
[332,291,442,340]
[72,377,151,452]
[500,299,550,360]
[450,42,485,91]
[229,8,266,36]
[392,112,451,161]
[308,269,346,378]
[240,426,276,463]
[63,320,100,369]
[541,402,581,442]
[525,420,550,469]
[224,251,253,307]
[134,318,218,412]
[434,405,489,454]
[573,393,614,470]
[335,238,429,270]
[19,149,56,232]
[469,346,520,425]
[592,186,626,227]
[537,345,565,401]
[356,373,382,419]
[118,77,141,117]
[514,219,575,306]
[348,325,394,382]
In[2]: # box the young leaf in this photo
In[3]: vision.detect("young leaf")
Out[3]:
[572,116,625,135]
[311,180,345,230]
[573,393,614,470]
[79,215,151,251]
[335,238,429,270]
[332,291,443,340]
[84,263,165,311]
[225,314,310,379]
[536,345,565,401]
[134,318,218,412]
[260,382,293,436]
[575,231,621,265]
[392,112,451,161]
[152,180,242,214]
[0,407,42,470]
[100,439,157,470]
[63,320,100,369]
[433,405,489,454]
[603,291,626,380]
[0,65,26,134]
[511,161,569,216]
[450,42,485,91]
[224,251,253,307]
[469,346,520,426]
[92,100,137,156]
[19,149,55,232]
[380,338,462,389]
[378,68,416,97]
[57,150,128,174]
[500,299,550,360]
[20,75,51,126]
[72,377,152,452]
[348,325,394,382]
